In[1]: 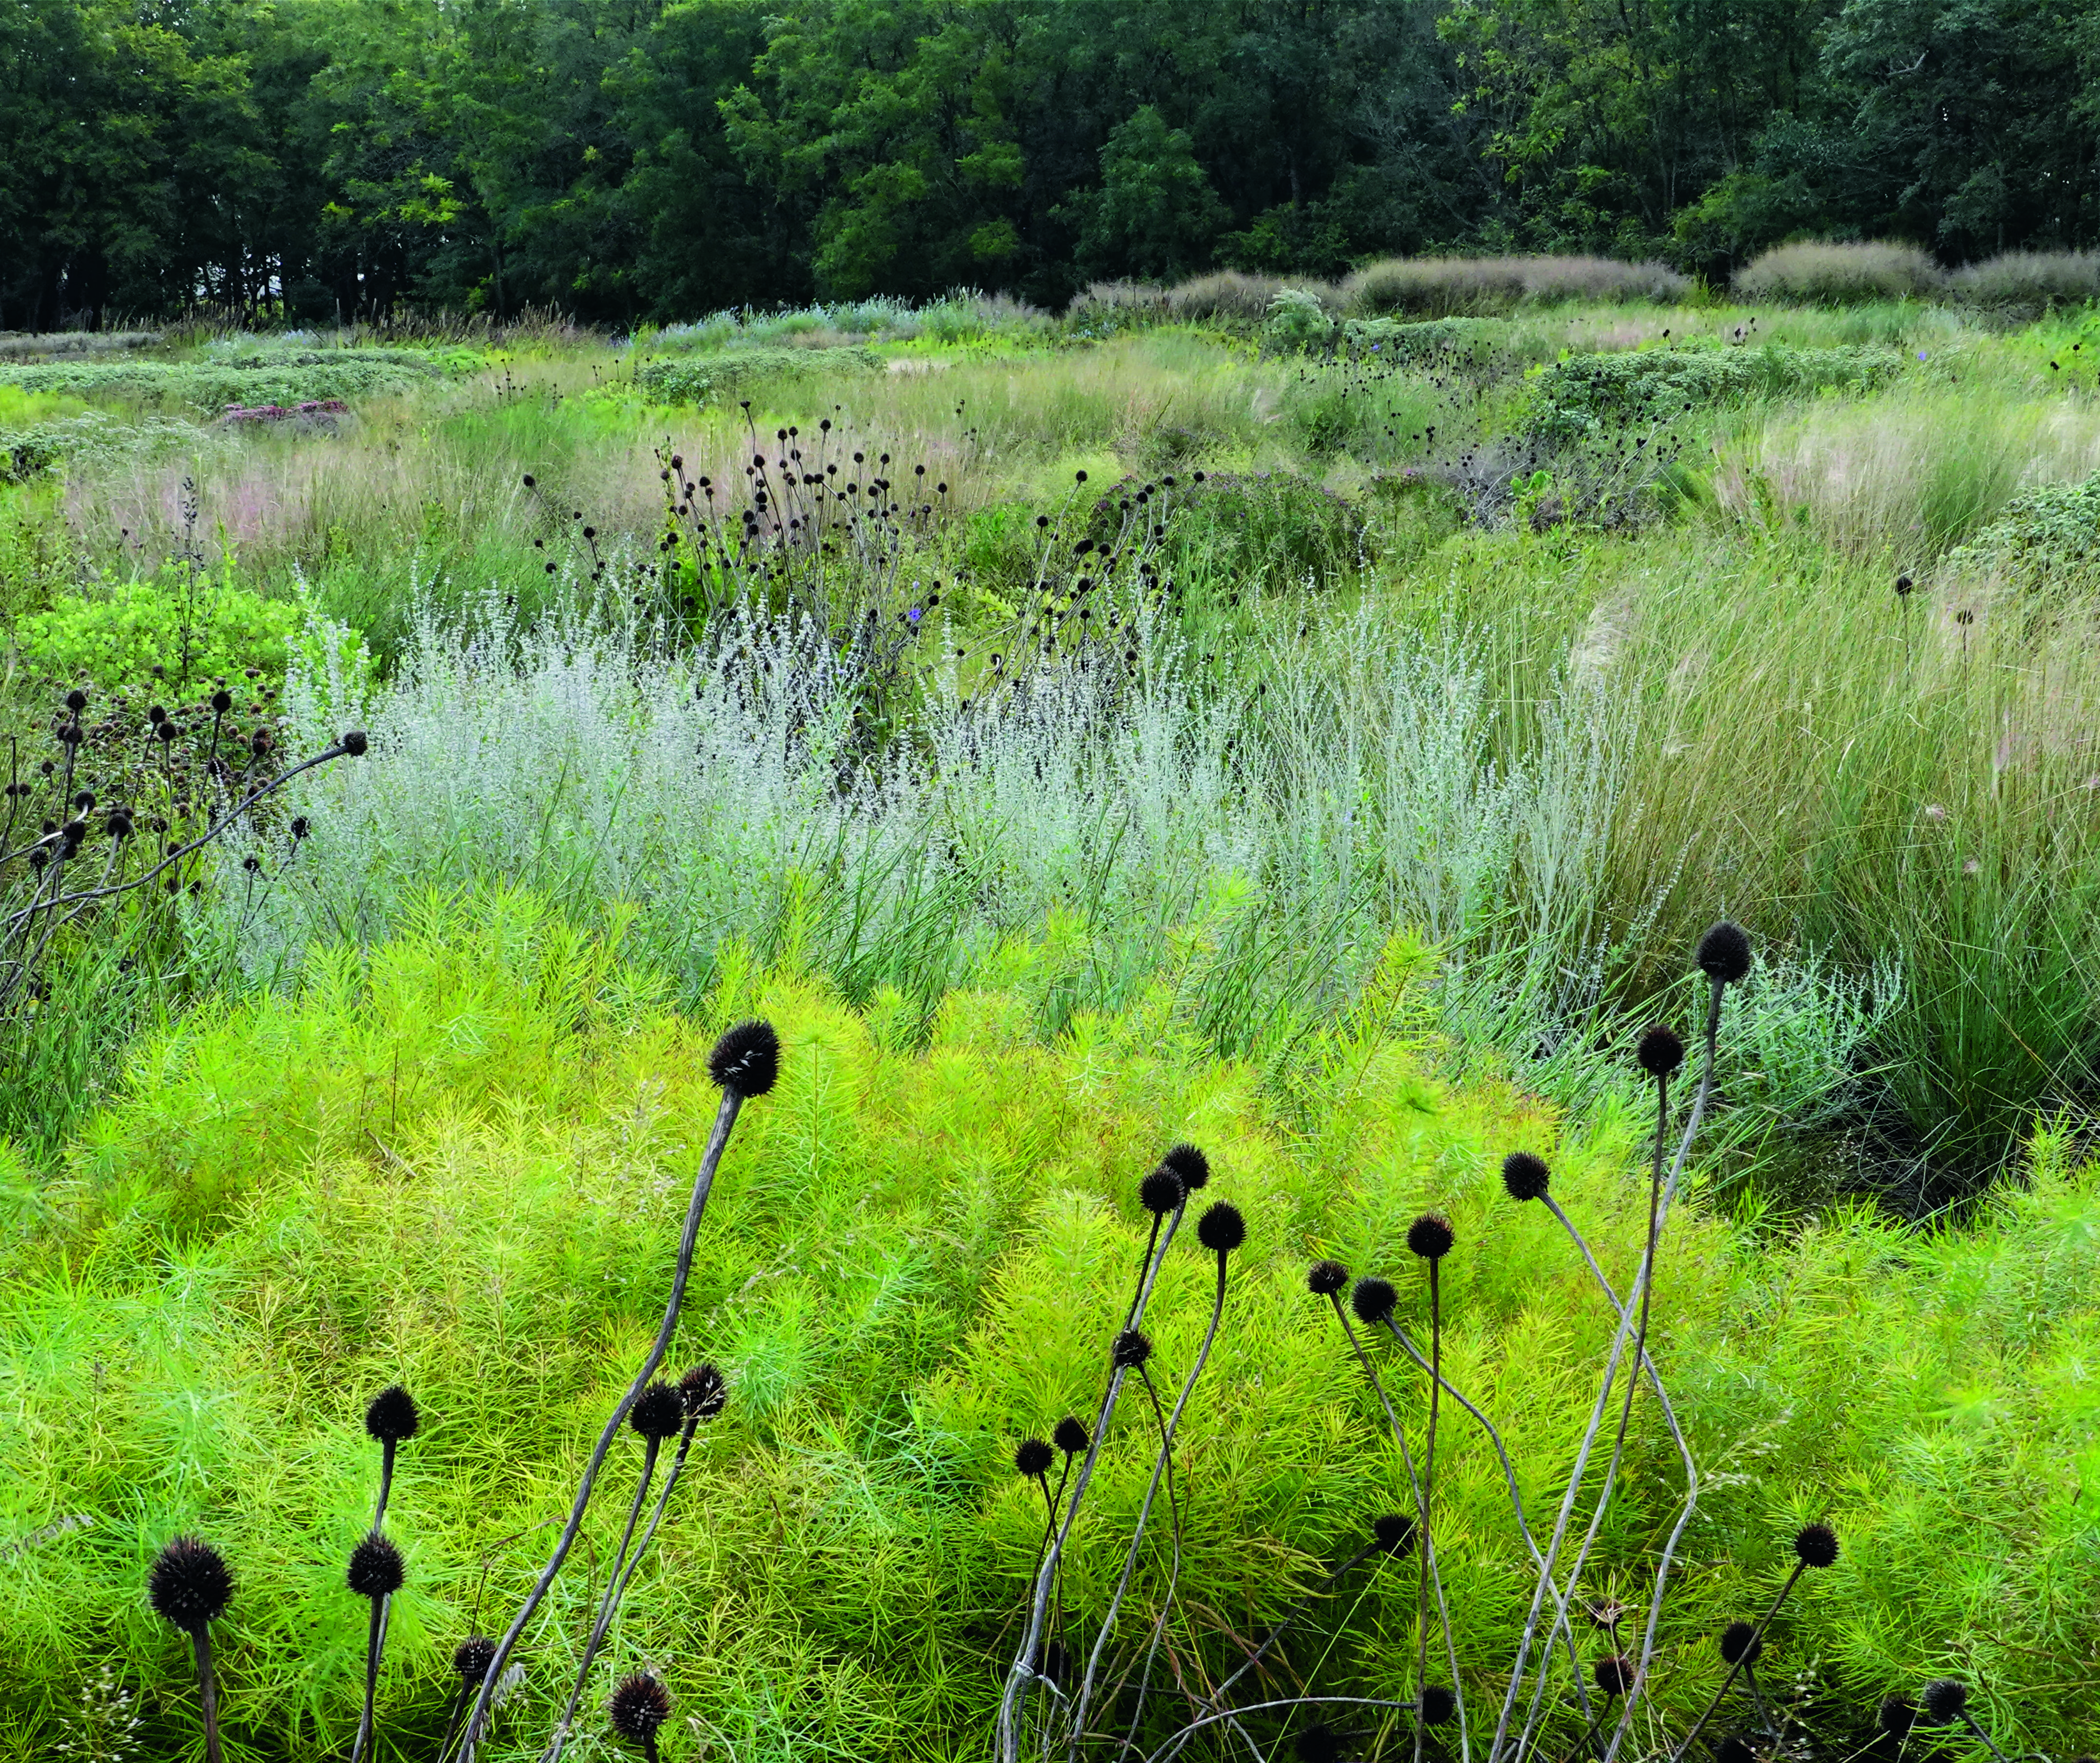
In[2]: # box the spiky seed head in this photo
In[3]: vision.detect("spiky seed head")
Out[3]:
[1501,1152,1549,1202]
[1111,1329,1152,1369]
[679,1362,727,1421]
[66,688,88,712]
[1197,1201,1246,1254]
[709,1019,780,1096]
[1371,1513,1415,1555]
[1053,1415,1089,1456]
[1594,1656,1636,1697]
[609,1672,673,1742]
[1407,1212,1455,1261]
[1419,1685,1458,1727]
[454,1636,496,1680]
[630,1382,685,1441]
[1696,921,1752,985]
[1161,1143,1210,1190]
[1350,1276,1397,1325]
[1716,1737,1758,1763]
[1294,1721,1342,1763]
[1308,1259,1349,1296]
[364,1384,419,1444]
[1877,1696,1917,1738]
[1014,1438,1054,1478]
[347,1533,405,1600]
[1139,1166,1185,1215]
[341,730,369,757]
[147,1536,233,1632]
[1793,1523,1839,1569]
[1920,1679,1969,1725]
[1637,1024,1686,1078]
[1719,1621,1762,1665]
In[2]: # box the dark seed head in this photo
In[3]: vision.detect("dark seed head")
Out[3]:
[1196,1200,1246,1254]
[1014,1437,1054,1478]
[1696,921,1752,985]
[1053,1415,1089,1456]
[1878,1696,1917,1738]
[1501,1151,1550,1201]
[341,729,369,757]
[1308,1259,1349,1296]
[1793,1522,1839,1569]
[1139,1166,1186,1215]
[1419,1685,1458,1727]
[679,1362,727,1421]
[211,690,232,714]
[1295,1721,1342,1763]
[630,1382,686,1440]
[1350,1276,1397,1324]
[454,1636,496,1680]
[1717,1737,1758,1763]
[1371,1512,1415,1554]
[1160,1143,1209,1190]
[347,1533,405,1600]
[709,1018,780,1096]
[1594,1656,1636,1697]
[1637,1024,1685,1078]
[1719,1621,1762,1665]
[609,1671,673,1742]
[1407,1212,1455,1261]
[364,1384,419,1445]
[1111,1329,1152,1369]
[147,1535,233,1631]
[1920,1679,1968,1725]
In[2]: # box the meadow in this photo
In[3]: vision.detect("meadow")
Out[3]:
[4,260,2100,1761]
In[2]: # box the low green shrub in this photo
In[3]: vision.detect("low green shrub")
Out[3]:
[1734,242,1942,305]
[633,345,884,405]
[1526,342,1907,438]
[1259,285,1337,350]
[1937,468,2100,593]
[0,350,464,413]
[9,577,302,690]
[1343,255,1688,317]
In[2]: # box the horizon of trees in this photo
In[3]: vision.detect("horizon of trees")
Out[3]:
[4,0,2098,331]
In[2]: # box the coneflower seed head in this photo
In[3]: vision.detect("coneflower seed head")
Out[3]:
[709,1019,780,1096]
[364,1384,419,1444]
[1350,1276,1397,1324]
[1308,1259,1349,1296]
[609,1672,673,1742]
[1294,1721,1342,1763]
[1878,1696,1917,1738]
[347,1533,405,1599]
[1196,1200,1246,1253]
[1419,1685,1457,1727]
[679,1362,728,1420]
[1920,1679,1968,1725]
[1501,1152,1549,1202]
[1407,1212,1455,1260]
[1637,1024,1686,1078]
[1372,1512,1415,1554]
[1793,1522,1839,1569]
[1111,1329,1152,1369]
[454,1636,496,1679]
[1719,1621,1762,1665]
[1139,1166,1185,1215]
[1594,1656,1636,1696]
[147,1536,233,1631]
[1053,1416,1089,1455]
[1014,1438,1054,1478]
[1696,921,1753,985]
[1161,1143,1210,1190]
[630,1382,685,1440]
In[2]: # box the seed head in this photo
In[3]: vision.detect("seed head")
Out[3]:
[1501,1152,1549,1202]
[609,1672,673,1743]
[66,688,88,712]
[147,1535,233,1632]
[1637,1025,1685,1078]
[1053,1415,1089,1456]
[341,729,369,757]
[1717,1738,1758,1763]
[1294,1721,1342,1763]
[630,1382,686,1440]
[1371,1512,1415,1555]
[1919,1679,1968,1725]
[1308,1259,1349,1296]
[1014,1437,1055,1479]
[364,1384,419,1445]
[347,1533,406,1600]
[1793,1522,1839,1569]
[1139,1165,1186,1215]
[1419,1685,1458,1727]
[1111,1329,1152,1369]
[454,1636,496,1680]
[1719,1621,1762,1665]
[709,1019,780,1096]
[1350,1276,1397,1324]
[1160,1143,1210,1190]
[1878,1695,1917,1738]
[1197,1200,1246,1254]
[1407,1212,1455,1261]
[679,1362,728,1421]
[1696,921,1752,985]
[1594,1656,1636,1697]
[211,690,233,714]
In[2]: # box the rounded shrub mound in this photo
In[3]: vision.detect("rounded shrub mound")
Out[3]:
[1342,255,1687,318]
[1168,271,1339,326]
[1734,241,1942,305]
[1949,250,2100,320]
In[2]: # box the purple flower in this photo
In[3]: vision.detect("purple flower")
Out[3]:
[1918,351,1928,361]
[907,606,922,623]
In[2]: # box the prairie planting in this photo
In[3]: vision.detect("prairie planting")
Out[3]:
[5,282,2100,1759]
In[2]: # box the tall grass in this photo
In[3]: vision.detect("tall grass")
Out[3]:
[1342,257,1689,318]
[1734,242,1942,305]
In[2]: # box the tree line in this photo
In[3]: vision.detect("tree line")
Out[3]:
[4,0,2097,330]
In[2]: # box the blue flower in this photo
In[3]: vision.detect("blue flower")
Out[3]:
[907,606,922,623]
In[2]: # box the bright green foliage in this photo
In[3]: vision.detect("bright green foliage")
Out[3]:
[11,580,302,691]
[0,352,467,414]
[4,891,2100,1755]
[1525,342,1908,437]
[1940,469,2100,594]
[633,346,885,406]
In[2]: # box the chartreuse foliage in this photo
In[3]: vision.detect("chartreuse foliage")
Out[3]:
[2,891,2099,1758]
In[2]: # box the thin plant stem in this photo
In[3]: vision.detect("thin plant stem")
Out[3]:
[456,1088,746,1762]
[193,1626,223,1763]
[1958,1710,2013,1763]
[352,1593,386,1763]
[375,1436,397,1532]
[1667,1563,1805,1763]
[1144,1696,1423,1763]
[1414,1259,1441,1763]
[1207,1538,1384,1707]
[547,1435,664,1763]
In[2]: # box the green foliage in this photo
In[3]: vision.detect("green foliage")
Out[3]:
[1939,469,2100,593]
[1261,287,1338,352]
[1061,107,1229,282]
[10,578,302,691]
[0,352,463,414]
[1525,342,1907,437]
[632,345,884,406]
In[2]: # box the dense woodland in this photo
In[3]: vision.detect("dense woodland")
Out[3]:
[6,0,2100,328]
